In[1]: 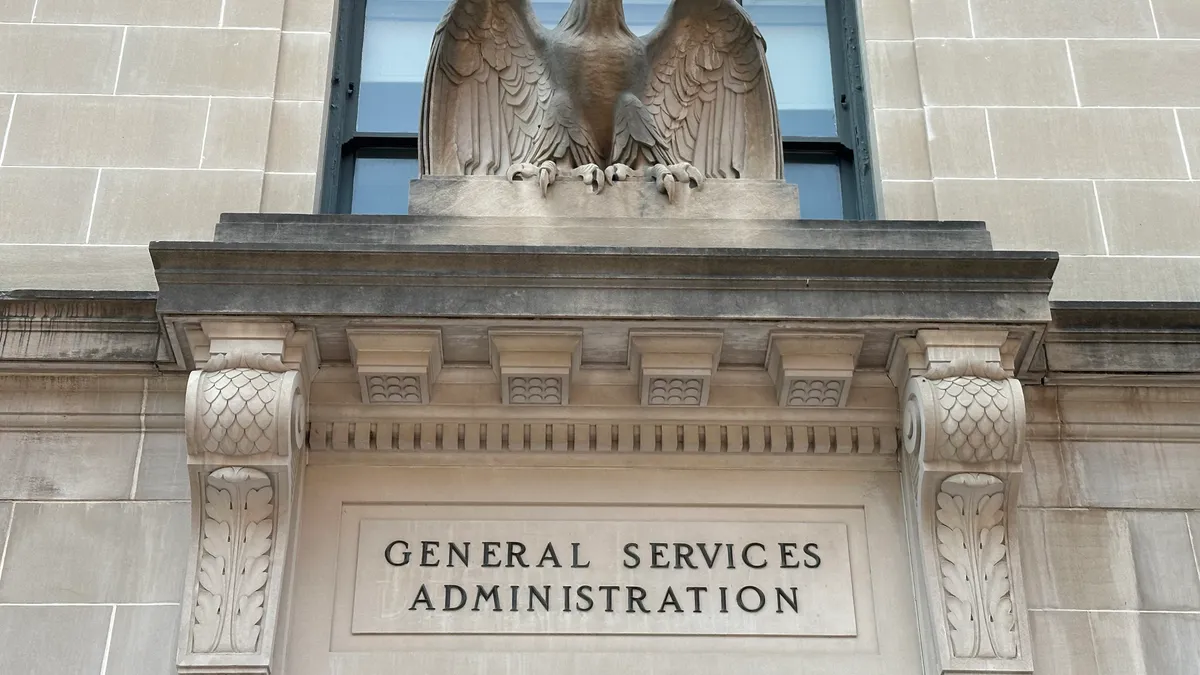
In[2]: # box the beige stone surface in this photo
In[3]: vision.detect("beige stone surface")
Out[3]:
[0,501,189,602]
[1019,508,1139,610]
[89,169,262,243]
[860,0,914,40]
[0,430,138,499]
[1177,108,1200,177]
[33,0,222,26]
[909,0,971,37]
[934,179,1105,253]
[117,27,281,97]
[1022,434,1200,508]
[0,0,33,21]
[1052,256,1200,301]
[0,244,156,291]
[880,180,937,220]
[988,108,1188,179]
[0,501,10,553]
[283,0,338,32]
[1097,181,1200,255]
[1088,612,1149,675]
[105,605,182,675]
[925,107,993,178]
[1136,614,1200,675]
[224,0,287,28]
[0,606,111,674]
[1154,0,1200,37]
[1029,610,1099,675]
[971,0,1157,37]
[4,95,208,168]
[0,25,123,94]
[134,431,188,500]
[276,32,331,101]
[872,109,931,179]
[262,172,318,212]
[265,101,324,173]
[1126,511,1200,610]
[915,39,1076,106]
[1072,40,1200,106]
[0,95,11,150]
[201,97,274,170]
[0,168,96,243]
[865,41,921,109]
[289,465,919,675]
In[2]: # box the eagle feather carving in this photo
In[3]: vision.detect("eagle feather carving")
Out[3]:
[419,0,783,201]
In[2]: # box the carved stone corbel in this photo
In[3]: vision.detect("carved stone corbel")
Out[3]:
[178,321,318,675]
[888,329,1034,675]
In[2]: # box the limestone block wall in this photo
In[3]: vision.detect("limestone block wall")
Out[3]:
[1021,386,1200,674]
[863,0,1200,301]
[0,0,332,290]
[0,375,189,674]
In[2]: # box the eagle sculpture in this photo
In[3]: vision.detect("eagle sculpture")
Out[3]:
[419,0,783,202]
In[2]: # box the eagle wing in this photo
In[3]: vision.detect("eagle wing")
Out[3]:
[419,0,596,175]
[641,0,783,179]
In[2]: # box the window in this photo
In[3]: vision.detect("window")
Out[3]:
[322,0,874,219]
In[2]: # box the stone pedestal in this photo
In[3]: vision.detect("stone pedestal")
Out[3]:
[408,176,801,219]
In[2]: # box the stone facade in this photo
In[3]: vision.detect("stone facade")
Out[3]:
[1,1,1200,675]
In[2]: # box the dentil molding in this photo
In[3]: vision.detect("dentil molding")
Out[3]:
[888,329,1033,675]
[178,320,317,675]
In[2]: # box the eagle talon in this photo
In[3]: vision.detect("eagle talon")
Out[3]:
[506,161,560,197]
[506,162,540,181]
[604,163,642,185]
[537,160,559,197]
[670,162,704,190]
[572,163,604,194]
[648,163,702,204]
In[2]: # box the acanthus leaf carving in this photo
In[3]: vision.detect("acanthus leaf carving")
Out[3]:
[192,466,275,655]
[934,473,1017,660]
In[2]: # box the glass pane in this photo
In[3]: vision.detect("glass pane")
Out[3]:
[351,156,420,213]
[745,0,836,137]
[357,0,835,137]
[784,159,842,219]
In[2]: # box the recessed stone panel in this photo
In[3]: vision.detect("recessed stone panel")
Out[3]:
[353,510,856,636]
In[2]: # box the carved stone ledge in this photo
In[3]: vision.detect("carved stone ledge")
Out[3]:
[888,329,1034,675]
[309,418,900,455]
[766,333,862,408]
[489,329,581,405]
[178,320,317,675]
[629,331,722,406]
[347,328,443,404]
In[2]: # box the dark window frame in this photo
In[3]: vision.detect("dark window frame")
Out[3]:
[321,0,875,219]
